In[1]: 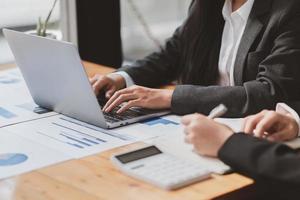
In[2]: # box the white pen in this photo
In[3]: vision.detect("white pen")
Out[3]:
[208,104,228,119]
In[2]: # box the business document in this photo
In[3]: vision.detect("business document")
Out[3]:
[0,102,57,127]
[114,115,181,141]
[0,68,58,127]
[4,115,135,158]
[0,68,32,105]
[0,130,71,180]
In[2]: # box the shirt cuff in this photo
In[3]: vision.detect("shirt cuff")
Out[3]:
[113,71,135,87]
[276,103,300,137]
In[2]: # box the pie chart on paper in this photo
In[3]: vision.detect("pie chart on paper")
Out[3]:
[0,153,28,166]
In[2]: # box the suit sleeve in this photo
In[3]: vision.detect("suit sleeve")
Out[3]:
[288,102,300,115]
[219,134,300,185]
[171,7,300,117]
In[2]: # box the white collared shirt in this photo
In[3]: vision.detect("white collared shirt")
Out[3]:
[217,0,255,86]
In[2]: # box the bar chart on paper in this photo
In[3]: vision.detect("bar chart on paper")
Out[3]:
[4,115,133,158]
[35,125,108,150]
[141,117,179,126]
[114,115,183,141]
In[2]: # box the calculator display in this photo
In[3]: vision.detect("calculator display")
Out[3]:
[116,146,162,164]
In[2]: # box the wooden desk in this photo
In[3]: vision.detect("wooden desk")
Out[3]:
[0,62,16,71]
[0,61,253,200]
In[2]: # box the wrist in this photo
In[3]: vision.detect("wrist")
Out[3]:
[218,128,234,148]
[286,114,299,138]
[162,90,174,108]
[276,103,300,137]
[221,130,234,143]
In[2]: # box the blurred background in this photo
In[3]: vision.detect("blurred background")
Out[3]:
[0,0,191,67]
[121,0,191,61]
[0,0,61,64]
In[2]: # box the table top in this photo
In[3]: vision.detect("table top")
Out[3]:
[0,61,253,200]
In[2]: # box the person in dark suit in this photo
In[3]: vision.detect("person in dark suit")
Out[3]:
[91,0,300,117]
[182,102,300,199]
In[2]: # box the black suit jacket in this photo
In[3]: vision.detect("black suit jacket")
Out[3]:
[119,0,300,117]
[219,102,300,199]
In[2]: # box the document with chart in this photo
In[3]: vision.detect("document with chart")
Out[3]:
[0,130,71,180]
[0,68,32,105]
[0,102,57,127]
[4,115,135,158]
[0,68,57,127]
[114,115,182,141]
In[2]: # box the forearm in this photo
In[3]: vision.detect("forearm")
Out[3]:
[171,81,278,117]
[218,134,300,185]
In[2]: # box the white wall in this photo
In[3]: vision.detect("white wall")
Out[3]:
[121,0,192,61]
[0,0,61,64]
[0,0,60,28]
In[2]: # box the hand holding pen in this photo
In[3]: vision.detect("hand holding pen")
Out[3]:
[181,104,234,157]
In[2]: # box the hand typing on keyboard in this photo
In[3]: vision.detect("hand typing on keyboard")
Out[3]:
[98,96,158,123]
[102,85,173,114]
[90,73,126,98]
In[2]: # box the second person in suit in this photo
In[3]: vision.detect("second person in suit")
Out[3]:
[182,102,300,199]
[91,0,300,117]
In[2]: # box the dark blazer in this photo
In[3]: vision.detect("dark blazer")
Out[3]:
[288,101,300,114]
[119,0,300,117]
[219,102,300,199]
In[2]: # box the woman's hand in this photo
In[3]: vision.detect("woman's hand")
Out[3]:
[243,110,299,142]
[102,85,174,113]
[90,74,126,98]
[182,114,234,157]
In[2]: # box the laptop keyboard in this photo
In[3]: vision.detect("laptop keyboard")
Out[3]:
[97,96,158,123]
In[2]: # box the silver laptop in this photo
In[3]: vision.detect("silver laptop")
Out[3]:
[3,29,169,129]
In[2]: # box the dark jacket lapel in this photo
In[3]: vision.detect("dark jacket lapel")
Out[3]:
[234,0,273,86]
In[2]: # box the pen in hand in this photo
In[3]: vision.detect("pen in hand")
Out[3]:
[208,104,228,119]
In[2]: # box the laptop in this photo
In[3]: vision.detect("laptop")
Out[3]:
[3,29,170,129]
